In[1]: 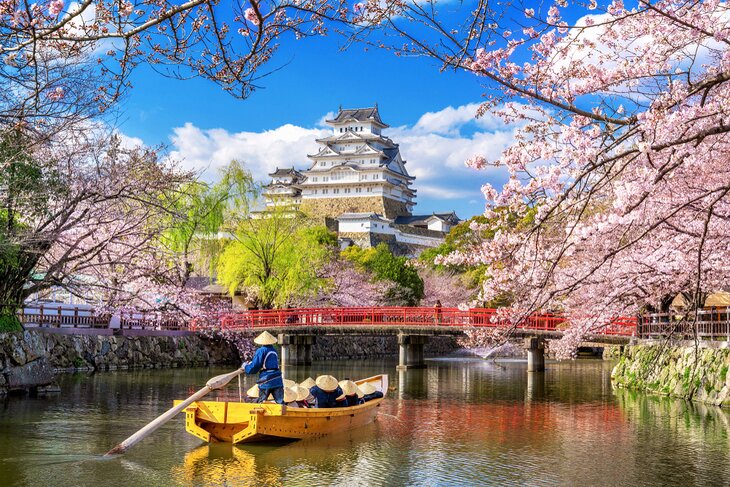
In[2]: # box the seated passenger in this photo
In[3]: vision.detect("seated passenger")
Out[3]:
[300,377,316,390]
[300,377,316,402]
[283,386,300,407]
[294,385,311,408]
[245,384,259,403]
[359,382,384,402]
[339,380,364,406]
[309,375,344,408]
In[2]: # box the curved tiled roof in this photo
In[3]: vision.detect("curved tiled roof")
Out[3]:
[326,106,388,127]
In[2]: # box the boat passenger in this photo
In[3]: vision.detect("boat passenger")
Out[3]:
[298,378,316,404]
[339,380,364,406]
[242,331,284,404]
[293,385,311,408]
[300,377,316,390]
[244,384,260,403]
[283,378,297,389]
[359,382,384,402]
[283,386,300,407]
[309,375,344,408]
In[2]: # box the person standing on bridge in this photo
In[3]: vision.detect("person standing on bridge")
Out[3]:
[434,300,443,326]
[242,331,284,404]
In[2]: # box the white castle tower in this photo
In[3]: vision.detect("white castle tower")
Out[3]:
[297,105,416,219]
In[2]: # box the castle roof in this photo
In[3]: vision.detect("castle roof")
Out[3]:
[269,167,303,178]
[394,212,460,226]
[326,106,389,128]
[315,131,395,146]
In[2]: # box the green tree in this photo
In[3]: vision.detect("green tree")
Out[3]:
[158,160,256,285]
[217,208,337,309]
[342,243,424,306]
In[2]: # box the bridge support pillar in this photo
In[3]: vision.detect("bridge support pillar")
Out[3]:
[278,334,315,366]
[397,334,429,370]
[524,337,545,372]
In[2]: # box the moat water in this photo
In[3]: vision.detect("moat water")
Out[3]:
[0,358,729,486]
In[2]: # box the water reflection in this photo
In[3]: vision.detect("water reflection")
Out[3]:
[1,359,730,486]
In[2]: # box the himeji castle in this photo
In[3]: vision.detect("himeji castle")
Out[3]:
[262,105,460,255]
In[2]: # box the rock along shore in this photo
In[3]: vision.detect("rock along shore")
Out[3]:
[611,343,730,407]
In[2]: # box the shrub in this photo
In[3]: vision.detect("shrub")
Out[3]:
[0,314,22,332]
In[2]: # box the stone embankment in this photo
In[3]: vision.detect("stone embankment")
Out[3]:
[612,343,730,407]
[0,331,239,395]
[312,335,458,360]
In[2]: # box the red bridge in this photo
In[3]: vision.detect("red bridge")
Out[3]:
[200,306,638,370]
[211,306,637,337]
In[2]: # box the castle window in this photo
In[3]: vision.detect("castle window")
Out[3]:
[313,177,318,182]
[322,189,328,194]
[323,176,329,182]
[313,189,317,194]
[333,188,339,194]
[319,162,325,166]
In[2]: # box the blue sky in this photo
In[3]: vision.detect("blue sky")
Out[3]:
[117,13,524,219]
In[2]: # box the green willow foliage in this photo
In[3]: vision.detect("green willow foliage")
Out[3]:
[216,208,337,309]
[157,160,256,285]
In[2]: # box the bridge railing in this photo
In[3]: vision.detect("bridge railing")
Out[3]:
[214,307,637,336]
[638,309,730,340]
[7,303,639,337]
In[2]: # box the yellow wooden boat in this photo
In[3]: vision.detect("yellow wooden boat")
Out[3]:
[174,374,388,444]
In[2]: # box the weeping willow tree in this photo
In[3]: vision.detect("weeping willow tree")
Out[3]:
[217,207,337,309]
[158,160,257,286]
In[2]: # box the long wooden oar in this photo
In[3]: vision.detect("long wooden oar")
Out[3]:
[105,368,244,456]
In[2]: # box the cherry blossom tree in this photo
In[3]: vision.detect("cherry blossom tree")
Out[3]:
[354,1,730,353]
[0,129,195,328]
[418,267,477,309]
[301,259,382,307]
[0,0,352,117]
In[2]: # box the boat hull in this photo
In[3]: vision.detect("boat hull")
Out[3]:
[175,374,387,444]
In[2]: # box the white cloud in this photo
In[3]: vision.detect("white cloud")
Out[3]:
[166,102,520,215]
[410,102,516,135]
[168,122,328,182]
[116,132,144,149]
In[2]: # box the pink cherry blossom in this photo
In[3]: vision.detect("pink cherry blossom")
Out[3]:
[245,7,260,26]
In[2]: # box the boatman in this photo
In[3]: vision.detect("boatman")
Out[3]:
[242,331,284,404]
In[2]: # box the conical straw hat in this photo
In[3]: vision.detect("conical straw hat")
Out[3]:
[283,379,297,388]
[356,385,364,399]
[315,375,338,392]
[359,382,377,395]
[246,384,259,398]
[283,386,297,403]
[300,377,316,389]
[254,331,277,346]
[339,380,358,396]
[294,385,310,402]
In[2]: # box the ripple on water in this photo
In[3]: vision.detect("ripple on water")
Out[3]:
[0,360,729,486]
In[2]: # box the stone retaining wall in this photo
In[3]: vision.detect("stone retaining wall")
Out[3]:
[611,343,730,407]
[0,331,239,395]
[312,335,458,360]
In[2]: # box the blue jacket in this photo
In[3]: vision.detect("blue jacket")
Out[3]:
[363,391,384,402]
[244,345,283,390]
[344,394,363,407]
[309,385,345,408]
